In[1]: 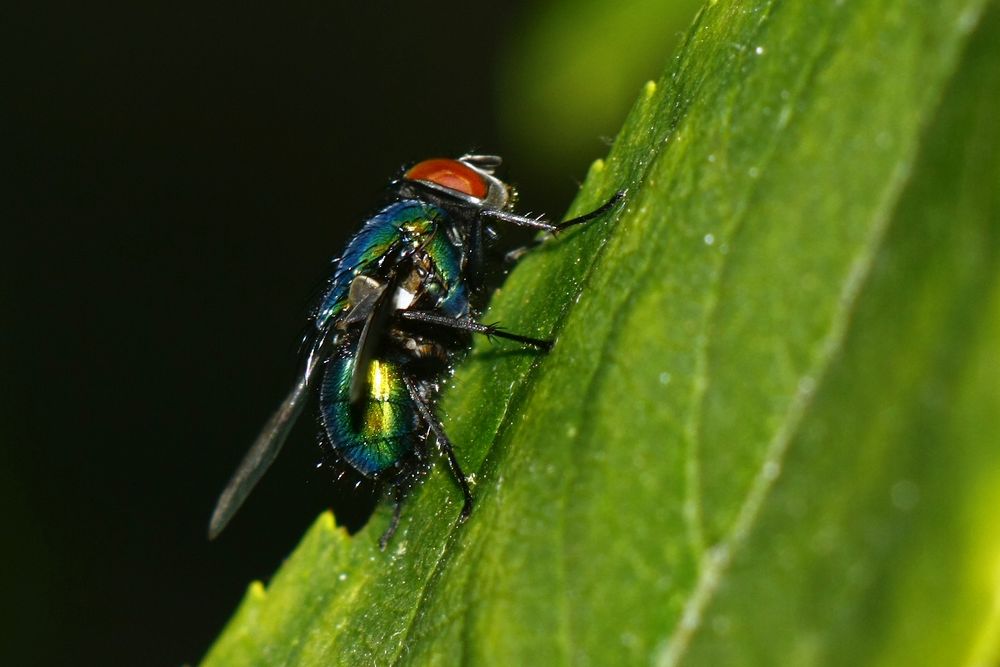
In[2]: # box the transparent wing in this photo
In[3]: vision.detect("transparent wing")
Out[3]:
[348,269,404,417]
[207,331,331,540]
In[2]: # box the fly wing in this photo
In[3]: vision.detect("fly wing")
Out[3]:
[207,329,332,540]
[340,275,385,328]
[348,268,406,422]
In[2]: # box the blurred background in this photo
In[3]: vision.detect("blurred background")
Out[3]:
[5,1,700,664]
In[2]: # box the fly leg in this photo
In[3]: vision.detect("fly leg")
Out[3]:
[551,189,627,231]
[490,190,627,262]
[479,189,626,233]
[398,310,552,350]
[402,375,474,522]
[466,216,499,294]
[379,485,405,551]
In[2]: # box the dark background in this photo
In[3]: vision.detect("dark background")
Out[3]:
[5,2,672,665]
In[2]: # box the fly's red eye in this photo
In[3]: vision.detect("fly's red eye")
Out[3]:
[404,159,488,199]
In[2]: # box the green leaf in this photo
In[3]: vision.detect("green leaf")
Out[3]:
[203,1,1000,665]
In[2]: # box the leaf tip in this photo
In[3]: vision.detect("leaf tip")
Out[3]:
[247,580,267,602]
[317,510,337,533]
[587,158,606,179]
[304,510,355,550]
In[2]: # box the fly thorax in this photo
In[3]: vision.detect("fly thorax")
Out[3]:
[400,219,436,246]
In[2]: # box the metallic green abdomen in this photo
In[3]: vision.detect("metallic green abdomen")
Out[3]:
[320,351,420,477]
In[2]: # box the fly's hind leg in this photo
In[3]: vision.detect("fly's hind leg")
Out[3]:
[401,375,474,522]
[379,484,405,551]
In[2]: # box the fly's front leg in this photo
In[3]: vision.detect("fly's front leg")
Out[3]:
[551,189,626,231]
[480,189,626,233]
[489,190,627,262]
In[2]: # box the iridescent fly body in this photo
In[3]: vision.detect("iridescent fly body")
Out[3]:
[209,155,623,547]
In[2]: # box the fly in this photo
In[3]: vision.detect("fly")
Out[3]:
[209,154,624,548]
